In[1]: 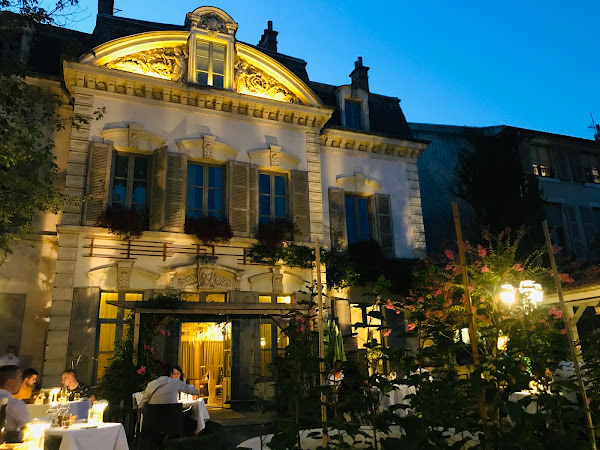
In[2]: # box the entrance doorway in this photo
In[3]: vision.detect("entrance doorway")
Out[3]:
[180,322,231,407]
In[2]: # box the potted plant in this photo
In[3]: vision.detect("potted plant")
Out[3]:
[97,204,148,240]
[184,216,233,246]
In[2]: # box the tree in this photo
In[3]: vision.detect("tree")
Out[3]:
[0,1,99,262]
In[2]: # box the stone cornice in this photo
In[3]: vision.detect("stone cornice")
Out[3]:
[63,61,333,130]
[320,127,428,159]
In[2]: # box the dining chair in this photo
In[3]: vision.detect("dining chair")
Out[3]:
[137,403,183,450]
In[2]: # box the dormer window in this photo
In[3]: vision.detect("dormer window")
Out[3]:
[195,40,226,88]
[345,100,361,130]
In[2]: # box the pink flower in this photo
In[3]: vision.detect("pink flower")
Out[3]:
[417,297,424,303]
[444,249,454,261]
[504,227,512,235]
[481,266,490,273]
[384,299,394,310]
[407,323,416,332]
[160,330,166,335]
[539,319,546,324]
[298,327,305,332]
[498,231,504,239]
[143,345,149,350]
[512,264,524,272]
[166,331,171,337]
[560,329,567,335]
[298,317,305,323]
[477,245,487,257]
[552,244,563,255]
[445,264,453,271]
[482,229,491,241]
[549,307,563,320]
[137,366,146,375]
[558,273,574,283]
[382,329,391,337]
[292,298,297,303]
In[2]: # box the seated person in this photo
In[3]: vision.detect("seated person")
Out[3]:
[171,365,184,381]
[61,369,96,402]
[14,368,38,401]
[0,365,31,436]
[140,364,198,408]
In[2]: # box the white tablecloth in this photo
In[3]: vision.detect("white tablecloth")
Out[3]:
[27,401,90,420]
[508,391,539,414]
[45,422,128,450]
[378,384,416,417]
[182,399,210,433]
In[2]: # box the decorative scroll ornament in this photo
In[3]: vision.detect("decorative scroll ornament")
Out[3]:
[198,13,228,34]
[234,59,301,104]
[105,46,188,81]
[176,268,233,290]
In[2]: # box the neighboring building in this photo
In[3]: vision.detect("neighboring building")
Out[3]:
[412,123,600,262]
[0,4,427,402]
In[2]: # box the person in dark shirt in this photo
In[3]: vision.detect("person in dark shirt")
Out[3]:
[61,369,95,403]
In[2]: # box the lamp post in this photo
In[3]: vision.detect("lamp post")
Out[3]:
[500,280,544,315]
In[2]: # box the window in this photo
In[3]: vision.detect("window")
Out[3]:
[260,322,289,375]
[345,100,361,130]
[544,203,566,250]
[581,153,600,184]
[96,292,142,381]
[259,172,287,224]
[530,146,553,178]
[259,295,292,304]
[187,164,224,219]
[111,154,149,209]
[345,195,371,244]
[196,40,225,88]
[350,304,382,349]
[182,293,227,303]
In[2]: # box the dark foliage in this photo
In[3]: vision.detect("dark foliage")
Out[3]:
[184,215,233,245]
[255,218,297,246]
[97,204,148,240]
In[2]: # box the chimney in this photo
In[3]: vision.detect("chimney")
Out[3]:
[98,0,114,15]
[595,124,600,142]
[258,21,278,52]
[350,56,369,92]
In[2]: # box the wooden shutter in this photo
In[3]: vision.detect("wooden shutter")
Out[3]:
[569,151,586,182]
[375,194,394,257]
[580,206,597,248]
[227,161,251,236]
[328,187,347,250]
[565,205,585,260]
[249,165,258,236]
[67,287,100,386]
[149,146,167,231]
[0,294,26,349]
[290,170,310,242]
[164,152,187,232]
[84,142,112,225]
[552,148,571,180]
[519,144,534,175]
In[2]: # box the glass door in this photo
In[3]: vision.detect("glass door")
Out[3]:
[222,322,231,407]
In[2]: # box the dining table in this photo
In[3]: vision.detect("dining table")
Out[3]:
[44,422,129,450]
[133,393,211,434]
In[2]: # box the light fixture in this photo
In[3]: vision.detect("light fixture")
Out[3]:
[497,335,509,351]
[500,284,516,305]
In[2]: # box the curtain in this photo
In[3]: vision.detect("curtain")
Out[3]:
[180,340,223,382]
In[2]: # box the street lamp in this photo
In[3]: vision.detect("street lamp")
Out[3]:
[500,280,543,315]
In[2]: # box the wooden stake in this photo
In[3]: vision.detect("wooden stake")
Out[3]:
[452,203,488,424]
[543,220,596,450]
[315,238,328,446]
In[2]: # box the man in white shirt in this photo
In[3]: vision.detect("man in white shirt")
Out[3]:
[0,365,31,432]
[139,364,198,408]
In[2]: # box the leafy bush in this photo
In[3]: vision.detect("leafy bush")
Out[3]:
[255,218,297,246]
[97,204,148,240]
[184,216,233,245]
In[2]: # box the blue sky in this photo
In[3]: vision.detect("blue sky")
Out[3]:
[69,1,600,139]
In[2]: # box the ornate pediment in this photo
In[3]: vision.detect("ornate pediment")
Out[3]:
[235,58,301,104]
[168,264,242,291]
[104,45,188,81]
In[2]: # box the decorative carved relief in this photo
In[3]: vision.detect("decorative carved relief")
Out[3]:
[105,46,188,81]
[270,148,280,167]
[234,59,301,104]
[203,142,214,158]
[198,13,228,34]
[175,268,233,290]
[117,270,131,289]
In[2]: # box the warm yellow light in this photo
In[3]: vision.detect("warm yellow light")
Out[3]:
[461,328,470,344]
[277,296,291,304]
[500,284,516,305]
[260,337,266,347]
[497,335,509,351]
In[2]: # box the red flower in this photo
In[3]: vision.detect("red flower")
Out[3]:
[407,323,416,332]
[498,231,504,239]
[298,327,305,332]
[549,307,563,319]
[137,366,146,375]
[558,273,574,283]
[481,266,490,273]
[167,331,171,337]
[445,264,453,271]
[444,249,454,261]
[160,330,166,335]
[382,329,391,337]
[477,245,487,257]
[560,329,567,335]
[512,263,524,272]
[384,299,394,310]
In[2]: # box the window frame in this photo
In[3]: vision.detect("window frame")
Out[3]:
[109,152,151,210]
[186,162,226,219]
[582,152,600,184]
[345,194,372,244]
[259,171,288,224]
[530,146,554,178]
[194,39,226,88]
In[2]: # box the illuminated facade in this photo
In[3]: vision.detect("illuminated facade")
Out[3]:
[0,5,427,400]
